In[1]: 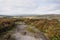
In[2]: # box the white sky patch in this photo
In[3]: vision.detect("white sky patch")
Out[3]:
[0,0,60,15]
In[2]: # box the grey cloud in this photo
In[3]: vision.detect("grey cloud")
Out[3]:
[0,0,60,15]
[46,0,60,12]
[47,0,60,4]
[53,0,60,4]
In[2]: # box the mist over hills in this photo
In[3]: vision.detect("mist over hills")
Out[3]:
[0,14,60,18]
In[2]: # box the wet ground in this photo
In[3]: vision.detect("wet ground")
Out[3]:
[11,22,48,40]
[0,22,48,40]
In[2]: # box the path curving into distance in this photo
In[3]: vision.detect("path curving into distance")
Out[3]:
[12,22,49,40]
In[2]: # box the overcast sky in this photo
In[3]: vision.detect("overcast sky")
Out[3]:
[0,0,60,15]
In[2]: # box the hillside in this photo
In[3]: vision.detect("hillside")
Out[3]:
[0,14,60,40]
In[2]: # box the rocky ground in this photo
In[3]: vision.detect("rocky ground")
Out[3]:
[11,22,48,40]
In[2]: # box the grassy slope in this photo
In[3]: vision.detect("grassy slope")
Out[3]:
[23,18,60,40]
[0,16,60,40]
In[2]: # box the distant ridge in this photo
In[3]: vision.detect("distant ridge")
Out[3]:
[0,14,60,17]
